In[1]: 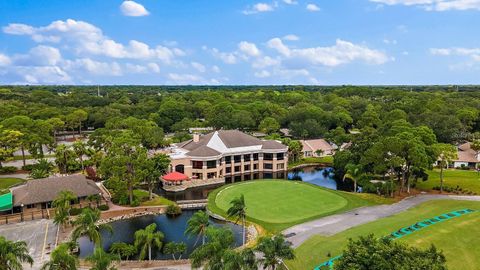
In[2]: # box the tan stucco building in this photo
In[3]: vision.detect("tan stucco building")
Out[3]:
[168,130,289,184]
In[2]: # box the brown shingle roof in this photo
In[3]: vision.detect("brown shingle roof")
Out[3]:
[216,130,263,148]
[176,130,286,155]
[261,140,288,150]
[186,145,221,157]
[12,175,102,206]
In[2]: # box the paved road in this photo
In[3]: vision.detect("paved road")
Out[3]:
[0,219,58,270]
[2,158,55,169]
[0,173,30,179]
[283,194,480,247]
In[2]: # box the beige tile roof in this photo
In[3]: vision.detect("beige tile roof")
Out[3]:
[455,142,479,163]
[12,175,102,206]
[300,139,334,152]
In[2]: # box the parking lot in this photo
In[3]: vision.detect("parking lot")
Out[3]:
[0,219,58,269]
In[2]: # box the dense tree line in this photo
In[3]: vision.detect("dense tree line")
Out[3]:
[1,86,480,143]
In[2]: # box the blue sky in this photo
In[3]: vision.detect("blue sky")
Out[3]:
[0,0,479,85]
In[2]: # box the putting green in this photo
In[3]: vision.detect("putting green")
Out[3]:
[209,180,377,232]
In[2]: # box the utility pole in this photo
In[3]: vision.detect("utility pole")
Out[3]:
[97,85,100,97]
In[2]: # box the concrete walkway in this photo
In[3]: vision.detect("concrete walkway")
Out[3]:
[283,194,480,248]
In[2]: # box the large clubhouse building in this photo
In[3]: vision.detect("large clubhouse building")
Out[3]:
[167,130,289,184]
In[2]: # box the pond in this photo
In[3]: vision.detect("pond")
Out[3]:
[78,210,243,260]
[288,166,337,190]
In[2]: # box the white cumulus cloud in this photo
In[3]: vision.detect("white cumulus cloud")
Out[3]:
[267,38,390,67]
[306,3,321,11]
[0,53,11,66]
[238,41,262,57]
[120,1,150,16]
[243,3,275,14]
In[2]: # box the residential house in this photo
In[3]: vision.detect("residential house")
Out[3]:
[452,142,480,169]
[300,139,335,157]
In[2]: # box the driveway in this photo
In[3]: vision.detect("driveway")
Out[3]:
[283,194,480,247]
[0,219,58,269]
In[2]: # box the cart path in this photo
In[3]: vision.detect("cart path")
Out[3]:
[283,194,480,248]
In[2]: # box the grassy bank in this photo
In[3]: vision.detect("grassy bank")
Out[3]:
[416,169,480,194]
[287,200,480,270]
[288,156,334,169]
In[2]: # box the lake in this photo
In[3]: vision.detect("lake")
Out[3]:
[78,210,243,260]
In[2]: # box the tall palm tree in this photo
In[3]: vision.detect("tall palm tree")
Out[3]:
[41,243,78,270]
[185,210,210,246]
[343,163,363,193]
[0,236,33,270]
[433,143,458,193]
[190,227,235,270]
[86,247,120,270]
[134,223,164,261]
[72,141,90,172]
[256,235,295,270]
[227,194,247,246]
[52,190,77,232]
[71,208,112,247]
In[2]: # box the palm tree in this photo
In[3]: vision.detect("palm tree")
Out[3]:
[227,194,247,246]
[72,141,90,172]
[223,248,257,270]
[41,243,78,270]
[433,143,458,193]
[109,242,136,260]
[71,208,112,247]
[185,210,210,246]
[343,163,363,193]
[190,227,235,269]
[52,190,77,232]
[0,236,33,270]
[256,235,295,270]
[86,247,120,270]
[134,223,164,261]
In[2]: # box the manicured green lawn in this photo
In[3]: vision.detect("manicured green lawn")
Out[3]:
[288,156,334,169]
[416,169,480,194]
[287,200,480,270]
[0,178,25,189]
[208,180,385,232]
[133,189,175,206]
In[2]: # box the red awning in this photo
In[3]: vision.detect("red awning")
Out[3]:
[162,172,189,182]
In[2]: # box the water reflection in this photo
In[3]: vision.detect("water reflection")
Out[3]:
[78,210,243,260]
[288,166,337,190]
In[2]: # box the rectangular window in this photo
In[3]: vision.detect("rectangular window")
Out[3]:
[207,172,216,179]
[277,163,285,170]
[244,164,250,171]
[244,154,251,162]
[264,163,273,170]
[264,153,273,161]
[207,160,216,169]
[253,153,259,161]
[226,167,231,174]
[192,161,203,169]
[276,153,284,160]
[253,164,258,170]
[235,166,241,172]
[225,156,231,163]
[234,155,242,163]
